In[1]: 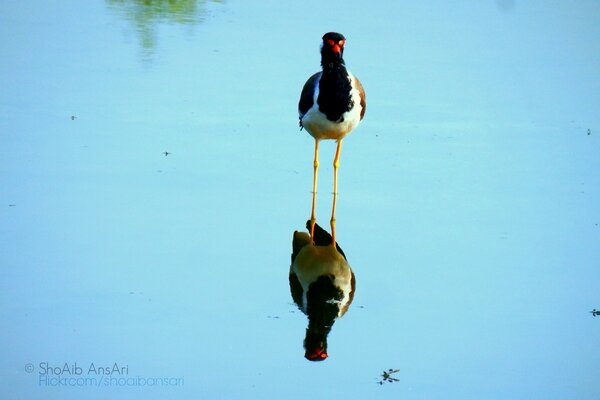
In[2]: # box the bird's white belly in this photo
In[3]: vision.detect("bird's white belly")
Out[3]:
[301,75,363,141]
[293,245,354,316]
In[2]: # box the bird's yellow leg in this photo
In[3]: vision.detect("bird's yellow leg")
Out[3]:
[330,140,342,247]
[310,139,319,244]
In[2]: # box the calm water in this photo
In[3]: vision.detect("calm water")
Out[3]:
[1,1,599,399]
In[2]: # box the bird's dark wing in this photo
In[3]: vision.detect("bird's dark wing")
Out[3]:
[353,76,366,120]
[290,231,310,310]
[291,231,310,264]
[289,271,304,309]
[298,72,321,125]
[305,220,347,260]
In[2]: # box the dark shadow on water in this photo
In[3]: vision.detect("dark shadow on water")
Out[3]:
[289,220,355,362]
[106,0,224,60]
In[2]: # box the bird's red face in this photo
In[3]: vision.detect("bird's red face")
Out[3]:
[325,38,345,55]
[321,32,346,62]
[305,346,328,361]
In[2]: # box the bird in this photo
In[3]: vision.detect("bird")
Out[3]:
[289,221,356,361]
[298,32,366,247]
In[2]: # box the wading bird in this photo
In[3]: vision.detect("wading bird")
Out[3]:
[299,32,366,246]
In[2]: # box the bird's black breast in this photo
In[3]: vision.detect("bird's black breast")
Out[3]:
[317,64,354,123]
[306,275,344,327]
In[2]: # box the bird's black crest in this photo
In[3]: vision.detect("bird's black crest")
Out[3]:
[322,32,346,42]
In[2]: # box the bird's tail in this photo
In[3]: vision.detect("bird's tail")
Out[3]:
[304,220,347,260]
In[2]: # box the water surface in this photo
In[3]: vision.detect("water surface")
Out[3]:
[1,1,599,399]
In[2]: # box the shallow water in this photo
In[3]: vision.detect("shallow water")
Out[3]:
[1,1,599,399]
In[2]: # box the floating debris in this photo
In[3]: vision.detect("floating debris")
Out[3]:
[378,368,400,385]
[590,309,599,317]
[163,151,171,156]
[587,129,591,135]
[71,115,76,120]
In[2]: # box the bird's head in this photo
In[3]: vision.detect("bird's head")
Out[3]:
[321,32,346,65]
[304,328,329,361]
[305,347,328,362]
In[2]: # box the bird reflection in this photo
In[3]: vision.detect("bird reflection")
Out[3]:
[289,220,355,361]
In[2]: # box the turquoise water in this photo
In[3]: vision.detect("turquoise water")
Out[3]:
[1,1,599,398]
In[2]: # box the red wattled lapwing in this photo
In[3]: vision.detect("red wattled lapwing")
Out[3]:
[289,221,356,361]
[299,32,366,247]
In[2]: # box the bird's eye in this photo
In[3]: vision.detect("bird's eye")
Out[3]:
[327,39,335,46]
[338,40,345,46]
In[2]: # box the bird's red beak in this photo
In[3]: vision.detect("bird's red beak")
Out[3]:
[305,347,328,361]
[327,39,344,55]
